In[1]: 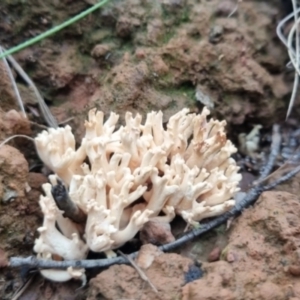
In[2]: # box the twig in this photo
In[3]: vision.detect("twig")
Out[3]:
[117,250,158,293]
[277,8,300,49]
[0,0,111,60]
[276,5,300,118]
[11,274,36,300]
[286,0,300,119]
[0,135,35,149]
[0,46,26,118]
[8,162,300,270]
[254,124,281,184]
[228,0,242,18]
[9,255,128,269]
[51,181,86,223]
[29,121,49,130]
[4,52,58,128]
[58,117,74,125]
[261,164,300,190]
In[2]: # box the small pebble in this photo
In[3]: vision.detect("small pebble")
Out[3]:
[208,247,221,262]
[140,220,175,246]
[289,265,300,276]
[135,48,146,60]
[226,252,236,263]
[209,25,224,43]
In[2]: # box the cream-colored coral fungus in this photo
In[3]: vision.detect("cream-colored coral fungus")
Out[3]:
[34,107,241,279]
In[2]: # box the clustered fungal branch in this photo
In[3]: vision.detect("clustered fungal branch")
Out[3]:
[33,107,242,281]
[10,160,300,272]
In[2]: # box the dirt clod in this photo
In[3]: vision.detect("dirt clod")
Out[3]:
[88,252,193,300]
[0,145,29,199]
[183,191,300,299]
[140,220,175,246]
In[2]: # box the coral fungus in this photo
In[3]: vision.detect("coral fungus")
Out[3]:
[34,107,241,280]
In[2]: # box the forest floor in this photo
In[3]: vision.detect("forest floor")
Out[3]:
[1,0,300,299]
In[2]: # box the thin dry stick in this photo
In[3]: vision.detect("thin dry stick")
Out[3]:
[286,1,300,118]
[257,160,299,186]
[0,135,35,149]
[117,250,158,293]
[51,181,86,223]
[58,117,74,125]
[8,163,300,270]
[277,10,296,48]
[276,6,300,118]
[29,121,49,130]
[0,46,26,118]
[3,50,57,128]
[11,274,36,300]
[228,0,242,18]
[254,124,281,185]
